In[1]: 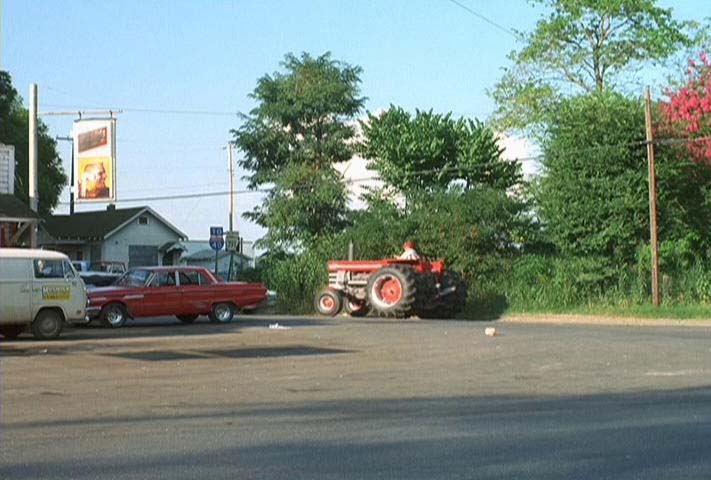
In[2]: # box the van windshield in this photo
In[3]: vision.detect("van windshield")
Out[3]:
[115,269,151,288]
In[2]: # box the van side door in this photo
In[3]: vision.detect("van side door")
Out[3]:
[0,258,32,324]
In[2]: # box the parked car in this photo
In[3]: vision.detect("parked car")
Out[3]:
[72,260,127,287]
[0,248,88,340]
[86,266,268,327]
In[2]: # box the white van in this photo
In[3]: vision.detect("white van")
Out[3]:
[0,249,87,340]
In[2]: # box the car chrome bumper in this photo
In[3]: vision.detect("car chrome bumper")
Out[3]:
[86,306,101,319]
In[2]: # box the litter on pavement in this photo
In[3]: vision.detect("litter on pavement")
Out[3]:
[269,323,291,330]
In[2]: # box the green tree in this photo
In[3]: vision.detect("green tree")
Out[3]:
[233,52,365,250]
[491,0,692,132]
[359,106,521,193]
[536,91,711,264]
[0,71,66,215]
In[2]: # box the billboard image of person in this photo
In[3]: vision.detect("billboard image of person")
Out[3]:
[78,157,112,199]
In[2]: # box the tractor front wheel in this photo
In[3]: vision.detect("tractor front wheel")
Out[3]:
[315,288,343,317]
[366,265,417,318]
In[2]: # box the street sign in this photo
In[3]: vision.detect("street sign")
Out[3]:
[209,226,224,251]
[225,231,240,252]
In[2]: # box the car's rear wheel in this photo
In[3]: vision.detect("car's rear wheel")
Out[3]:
[101,303,128,328]
[0,325,26,339]
[31,310,64,340]
[209,303,234,323]
[176,314,199,324]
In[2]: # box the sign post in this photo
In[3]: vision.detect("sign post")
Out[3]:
[209,226,224,275]
[225,231,240,281]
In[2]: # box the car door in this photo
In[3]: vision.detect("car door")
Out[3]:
[31,258,84,321]
[0,258,31,324]
[176,270,211,315]
[141,271,181,317]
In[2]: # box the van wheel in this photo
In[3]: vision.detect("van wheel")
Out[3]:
[31,310,64,340]
[101,303,127,328]
[0,325,26,339]
[208,303,234,323]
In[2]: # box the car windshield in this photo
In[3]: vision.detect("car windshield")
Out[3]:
[115,269,151,287]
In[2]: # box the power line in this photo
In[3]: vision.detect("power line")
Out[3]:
[41,103,239,117]
[444,0,519,39]
[53,135,711,206]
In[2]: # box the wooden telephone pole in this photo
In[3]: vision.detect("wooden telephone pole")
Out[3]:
[644,87,660,306]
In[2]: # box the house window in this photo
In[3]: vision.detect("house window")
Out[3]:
[138,216,149,226]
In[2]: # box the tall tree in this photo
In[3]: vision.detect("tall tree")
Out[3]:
[233,52,365,250]
[359,106,521,193]
[491,0,692,132]
[0,71,66,215]
[536,91,711,263]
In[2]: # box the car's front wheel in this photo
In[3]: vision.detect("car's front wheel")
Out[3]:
[209,303,234,323]
[101,303,128,328]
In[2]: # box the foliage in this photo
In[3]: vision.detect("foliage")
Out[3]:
[244,163,349,250]
[659,53,711,163]
[0,71,66,215]
[359,107,521,193]
[491,0,693,132]
[535,92,649,262]
[233,52,365,250]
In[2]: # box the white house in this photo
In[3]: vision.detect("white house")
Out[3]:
[40,205,187,267]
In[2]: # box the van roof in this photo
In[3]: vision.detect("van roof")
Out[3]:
[0,248,69,260]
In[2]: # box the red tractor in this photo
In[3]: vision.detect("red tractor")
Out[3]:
[314,257,467,318]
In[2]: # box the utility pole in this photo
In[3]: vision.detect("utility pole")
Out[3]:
[227,142,235,281]
[28,84,38,247]
[644,87,660,307]
[56,136,75,214]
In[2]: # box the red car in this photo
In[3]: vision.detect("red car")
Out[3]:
[86,266,267,328]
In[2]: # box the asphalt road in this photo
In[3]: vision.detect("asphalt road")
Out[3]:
[1,316,710,479]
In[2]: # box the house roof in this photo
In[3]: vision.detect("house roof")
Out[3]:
[43,206,187,241]
[0,194,39,222]
[183,248,250,262]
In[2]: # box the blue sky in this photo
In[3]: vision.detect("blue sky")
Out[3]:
[3,0,704,241]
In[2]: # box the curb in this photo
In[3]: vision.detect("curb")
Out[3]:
[500,314,711,328]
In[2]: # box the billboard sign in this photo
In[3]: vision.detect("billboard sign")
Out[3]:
[73,119,116,202]
[0,144,15,194]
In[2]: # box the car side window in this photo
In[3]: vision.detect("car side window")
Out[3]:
[198,272,212,285]
[179,271,200,286]
[62,260,76,278]
[34,259,64,279]
[150,272,176,288]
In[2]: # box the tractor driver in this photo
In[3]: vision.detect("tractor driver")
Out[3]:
[399,241,421,260]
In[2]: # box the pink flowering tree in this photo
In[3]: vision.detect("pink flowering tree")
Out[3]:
[659,53,711,163]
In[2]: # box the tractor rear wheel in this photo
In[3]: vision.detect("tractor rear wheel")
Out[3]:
[315,288,343,316]
[366,265,417,318]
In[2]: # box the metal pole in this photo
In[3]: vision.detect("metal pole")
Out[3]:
[228,143,235,280]
[56,136,75,214]
[644,87,660,307]
[348,241,354,260]
[28,84,38,247]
